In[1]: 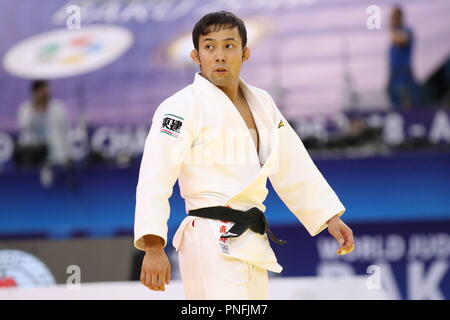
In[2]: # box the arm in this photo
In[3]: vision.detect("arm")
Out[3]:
[135,98,197,291]
[50,101,72,164]
[134,99,196,249]
[266,92,347,237]
[17,102,35,145]
[18,103,30,130]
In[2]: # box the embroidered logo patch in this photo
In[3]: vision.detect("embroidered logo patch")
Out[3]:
[278,120,285,128]
[160,113,183,138]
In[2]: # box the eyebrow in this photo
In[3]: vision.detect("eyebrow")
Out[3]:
[203,37,238,42]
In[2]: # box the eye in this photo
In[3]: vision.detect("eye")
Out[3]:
[205,44,213,50]
[226,44,234,48]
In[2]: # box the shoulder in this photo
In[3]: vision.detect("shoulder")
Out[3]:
[17,101,33,119]
[247,84,277,106]
[247,84,269,98]
[246,84,279,121]
[49,99,67,110]
[18,100,31,110]
[152,85,201,136]
[154,84,199,120]
[48,99,68,117]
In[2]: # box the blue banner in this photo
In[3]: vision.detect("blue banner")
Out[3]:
[269,220,450,300]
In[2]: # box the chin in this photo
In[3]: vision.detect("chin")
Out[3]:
[209,74,230,87]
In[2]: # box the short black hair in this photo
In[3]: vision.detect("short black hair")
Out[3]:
[31,79,48,93]
[192,11,247,51]
[392,5,403,14]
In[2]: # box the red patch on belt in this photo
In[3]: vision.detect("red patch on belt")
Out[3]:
[192,220,195,227]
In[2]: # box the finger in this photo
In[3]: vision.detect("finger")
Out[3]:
[334,230,345,246]
[165,264,171,285]
[343,228,354,245]
[341,229,354,248]
[328,224,345,245]
[338,238,355,254]
[141,272,150,289]
[142,272,148,289]
[145,273,153,290]
[342,240,354,250]
[158,274,165,291]
[150,273,159,291]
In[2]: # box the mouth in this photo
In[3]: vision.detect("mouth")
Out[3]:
[214,67,228,74]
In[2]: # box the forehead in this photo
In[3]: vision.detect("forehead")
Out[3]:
[199,26,241,42]
[34,86,49,92]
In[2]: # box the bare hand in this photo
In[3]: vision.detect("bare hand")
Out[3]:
[140,248,171,291]
[327,216,354,255]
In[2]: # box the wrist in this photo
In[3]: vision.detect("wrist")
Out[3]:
[145,246,164,254]
[327,214,340,225]
[143,234,164,251]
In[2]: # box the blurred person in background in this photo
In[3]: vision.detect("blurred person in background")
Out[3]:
[16,79,72,187]
[387,5,421,110]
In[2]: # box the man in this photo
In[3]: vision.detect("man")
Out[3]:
[387,6,421,110]
[135,11,354,299]
[17,80,71,186]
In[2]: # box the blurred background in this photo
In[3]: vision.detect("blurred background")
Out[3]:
[0,0,449,300]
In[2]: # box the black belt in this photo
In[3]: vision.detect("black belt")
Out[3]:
[188,206,287,245]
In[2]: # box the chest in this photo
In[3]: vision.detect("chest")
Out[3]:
[193,88,278,167]
[235,98,257,131]
[234,97,259,152]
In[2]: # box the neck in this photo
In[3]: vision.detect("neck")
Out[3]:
[200,73,241,104]
[218,79,240,104]
[32,99,48,112]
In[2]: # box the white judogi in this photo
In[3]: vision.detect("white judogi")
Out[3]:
[134,73,346,298]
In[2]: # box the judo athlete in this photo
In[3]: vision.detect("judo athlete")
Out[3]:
[134,11,354,299]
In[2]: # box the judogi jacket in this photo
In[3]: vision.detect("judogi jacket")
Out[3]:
[134,73,346,272]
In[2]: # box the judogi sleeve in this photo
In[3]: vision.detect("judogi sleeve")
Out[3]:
[265,92,346,236]
[134,99,196,251]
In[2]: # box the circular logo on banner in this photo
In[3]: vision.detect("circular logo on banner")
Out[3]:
[3,25,133,79]
[0,250,56,288]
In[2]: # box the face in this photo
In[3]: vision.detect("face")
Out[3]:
[32,86,50,108]
[191,26,250,88]
[390,8,403,28]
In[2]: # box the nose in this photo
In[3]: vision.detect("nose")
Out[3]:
[215,48,226,63]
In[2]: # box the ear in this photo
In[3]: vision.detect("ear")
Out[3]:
[190,49,200,65]
[242,46,250,63]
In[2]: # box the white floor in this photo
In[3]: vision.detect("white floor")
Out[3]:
[0,276,390,300]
